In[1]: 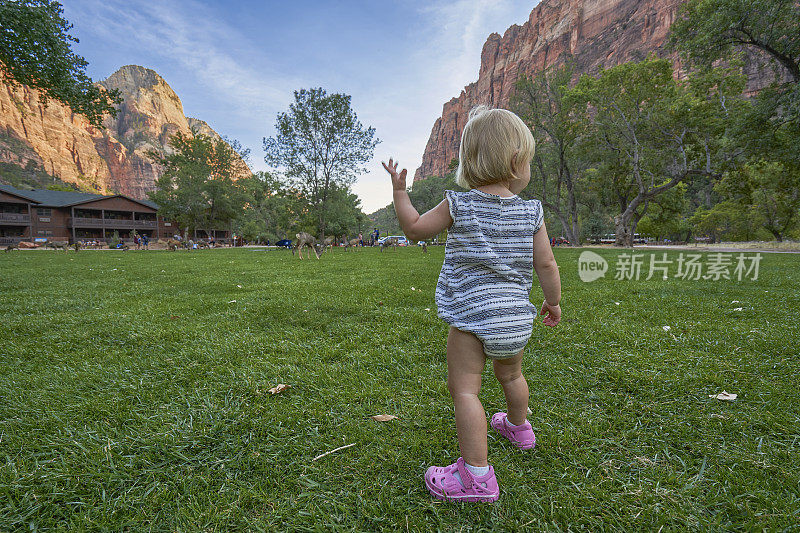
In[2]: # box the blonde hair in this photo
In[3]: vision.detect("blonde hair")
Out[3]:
[455,105,535,189]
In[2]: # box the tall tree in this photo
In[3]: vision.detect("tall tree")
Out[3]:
[512,63,584,245]
[148,132,247,238]
[0,0,121,126]
[568,58,744,246]
[263,88,378,239]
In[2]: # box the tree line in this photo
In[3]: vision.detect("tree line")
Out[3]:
[512,0,800,246]
[3,0,797,245]
[376,0,799,246]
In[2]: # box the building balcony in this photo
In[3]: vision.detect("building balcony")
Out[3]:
[69,217,104,227]
[0,212,31,224]
[68,217,158,228]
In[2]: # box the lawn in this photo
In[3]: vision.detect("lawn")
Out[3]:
[0,246,798,531]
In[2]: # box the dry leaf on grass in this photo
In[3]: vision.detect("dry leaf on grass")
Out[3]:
[709,390,737,401]
[371,414,397,422]
[268,384,291,395]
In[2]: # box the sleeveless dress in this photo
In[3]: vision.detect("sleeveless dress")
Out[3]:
[435,189,544,359]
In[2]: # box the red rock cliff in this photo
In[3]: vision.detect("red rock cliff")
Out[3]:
[0,65,248,198]
[414,0,772,181]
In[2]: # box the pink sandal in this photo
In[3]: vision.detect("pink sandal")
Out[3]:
[491,412,536,450]
[424,457,499,502]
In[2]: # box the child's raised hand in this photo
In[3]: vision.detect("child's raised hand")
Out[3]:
[540,300,561,327]
[382,158,407,191]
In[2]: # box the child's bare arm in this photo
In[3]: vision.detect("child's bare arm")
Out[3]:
[383,159,452,241]
[533,221,561,326]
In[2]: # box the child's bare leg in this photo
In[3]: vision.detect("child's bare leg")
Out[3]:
[446,327,488,467]
[492,351,529,425]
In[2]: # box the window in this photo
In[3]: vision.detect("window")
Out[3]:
[37,208,52,216]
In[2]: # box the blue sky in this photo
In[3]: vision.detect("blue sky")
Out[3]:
[64,0,538,212]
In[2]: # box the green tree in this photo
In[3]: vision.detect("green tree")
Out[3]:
[324,185,364,240]
[0,0,121,126]
[263,88,378,239]
[669,0,800,166]
[635,184,693,242]
[689,200,764,242]
[148,132,247,239]
[568,58,744,246]
[408,173,457,214]
[513,63,584,245]
[717,160,800,241]
[668,0,799,83]
[236,171,310,242]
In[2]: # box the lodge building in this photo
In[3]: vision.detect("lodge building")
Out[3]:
[0,184,229,245]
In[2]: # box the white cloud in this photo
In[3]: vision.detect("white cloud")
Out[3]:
[66,0,300,134]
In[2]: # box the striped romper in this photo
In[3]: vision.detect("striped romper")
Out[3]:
[435,189,544,359]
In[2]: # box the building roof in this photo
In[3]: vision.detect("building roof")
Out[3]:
[0,184,39,202]
[0,183,159,209]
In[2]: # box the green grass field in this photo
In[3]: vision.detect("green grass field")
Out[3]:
[1,247,798,531]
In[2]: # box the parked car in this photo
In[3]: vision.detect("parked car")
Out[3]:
[377,235,409,246]
[275,239,292,248]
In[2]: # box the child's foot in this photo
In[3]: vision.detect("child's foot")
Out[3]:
[490,412,536,450]
[424,457,499,502]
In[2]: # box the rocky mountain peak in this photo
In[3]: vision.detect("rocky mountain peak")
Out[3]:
[0,65,247,198]
[100,65,170,96]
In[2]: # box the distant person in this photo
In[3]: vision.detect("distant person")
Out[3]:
[358,232,363,246]
[142,234,149,249]
[382,105,561,503]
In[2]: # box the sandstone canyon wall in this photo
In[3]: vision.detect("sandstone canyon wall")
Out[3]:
[414,0,768,181]
[0,65,247,198]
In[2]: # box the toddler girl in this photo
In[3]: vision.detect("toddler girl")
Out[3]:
[382,105,562,502]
